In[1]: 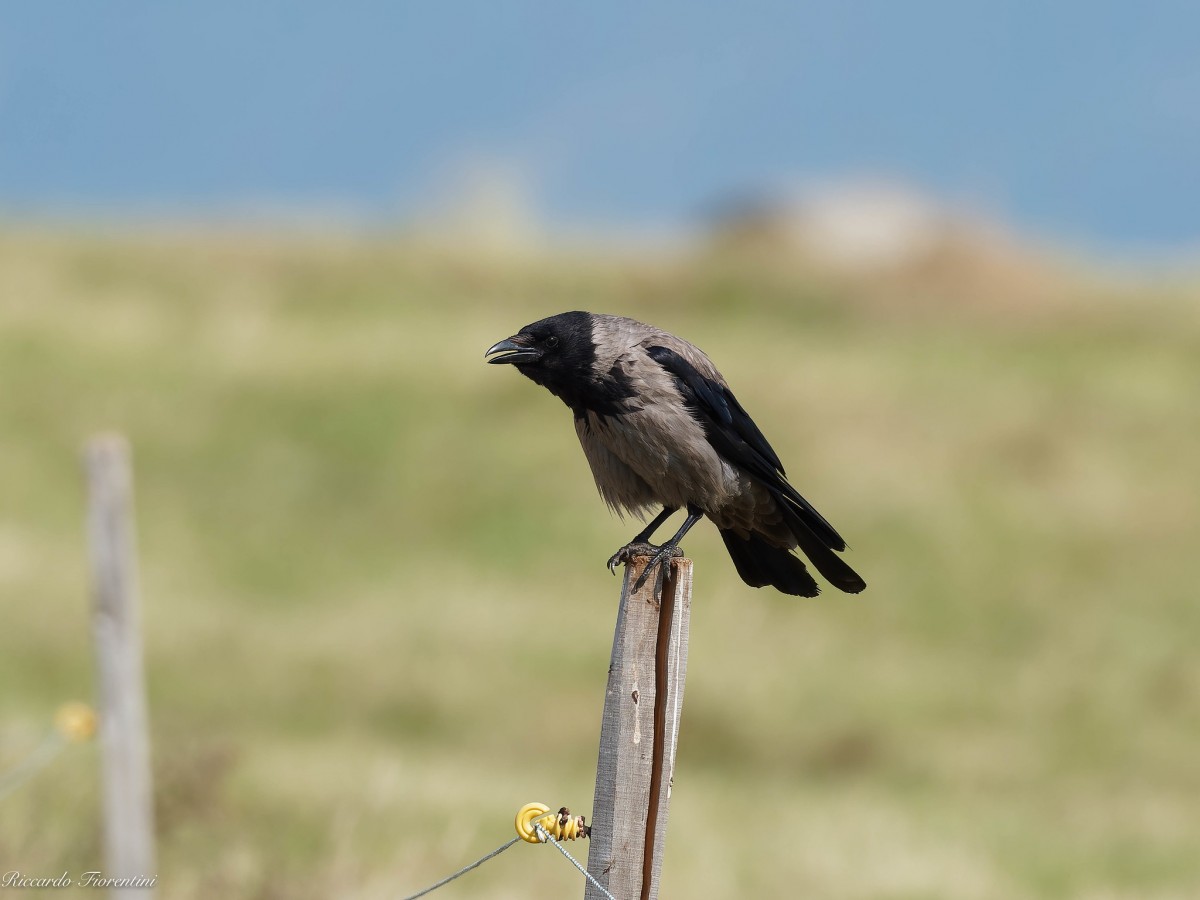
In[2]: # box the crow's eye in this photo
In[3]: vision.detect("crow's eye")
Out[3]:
[545,335,559,348]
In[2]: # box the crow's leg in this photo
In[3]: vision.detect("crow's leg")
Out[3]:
[606,506,678,574]
[631,504,704,592]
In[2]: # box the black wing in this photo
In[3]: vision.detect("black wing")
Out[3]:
[646,344,847,552]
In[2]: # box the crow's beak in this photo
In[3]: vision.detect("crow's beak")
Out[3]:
[485,335,542,365]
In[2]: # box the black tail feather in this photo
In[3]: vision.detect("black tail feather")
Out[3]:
[720,530,821,597]
[776,500,867,594]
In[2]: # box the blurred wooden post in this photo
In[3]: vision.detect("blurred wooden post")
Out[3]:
[84,435,157,898]
[585,557,691,900]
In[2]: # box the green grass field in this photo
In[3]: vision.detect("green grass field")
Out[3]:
[1,230,1198,898]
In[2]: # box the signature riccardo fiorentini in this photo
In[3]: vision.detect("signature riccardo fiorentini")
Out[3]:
[2,871,157,889]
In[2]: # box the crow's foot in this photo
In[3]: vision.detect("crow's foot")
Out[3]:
[606,542,661,575]
[607,541,684,596]
[631,543,684,593]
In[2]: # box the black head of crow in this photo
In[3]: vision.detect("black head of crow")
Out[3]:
[486,311,865,597]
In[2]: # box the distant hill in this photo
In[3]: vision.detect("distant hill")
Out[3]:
[704,178,1072,307]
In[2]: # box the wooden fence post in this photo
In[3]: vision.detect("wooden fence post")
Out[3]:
[585,557,692,900]
[84,434,157,898]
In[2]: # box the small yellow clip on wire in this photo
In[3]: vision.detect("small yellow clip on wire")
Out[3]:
[514,803,591,844]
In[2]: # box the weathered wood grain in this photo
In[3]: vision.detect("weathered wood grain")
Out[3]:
[585,557,692,900]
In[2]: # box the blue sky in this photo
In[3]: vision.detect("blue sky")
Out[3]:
[1,1,1196,248]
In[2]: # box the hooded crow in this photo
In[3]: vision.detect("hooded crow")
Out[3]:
[485,311,865,596]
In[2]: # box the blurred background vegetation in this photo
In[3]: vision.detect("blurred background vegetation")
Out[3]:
[2,3,1200,898]
[1,228,1197,899]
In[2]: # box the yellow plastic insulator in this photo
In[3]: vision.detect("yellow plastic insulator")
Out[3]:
[54,702,98,743]
[514,803,591,843]
[554,813,587,841]
[515,802,553,843]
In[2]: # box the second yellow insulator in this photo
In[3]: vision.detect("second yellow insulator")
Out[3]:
[54,702,98,743]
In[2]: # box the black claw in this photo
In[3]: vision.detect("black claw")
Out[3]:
[631,563,655,592]
[606,551,623,575]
